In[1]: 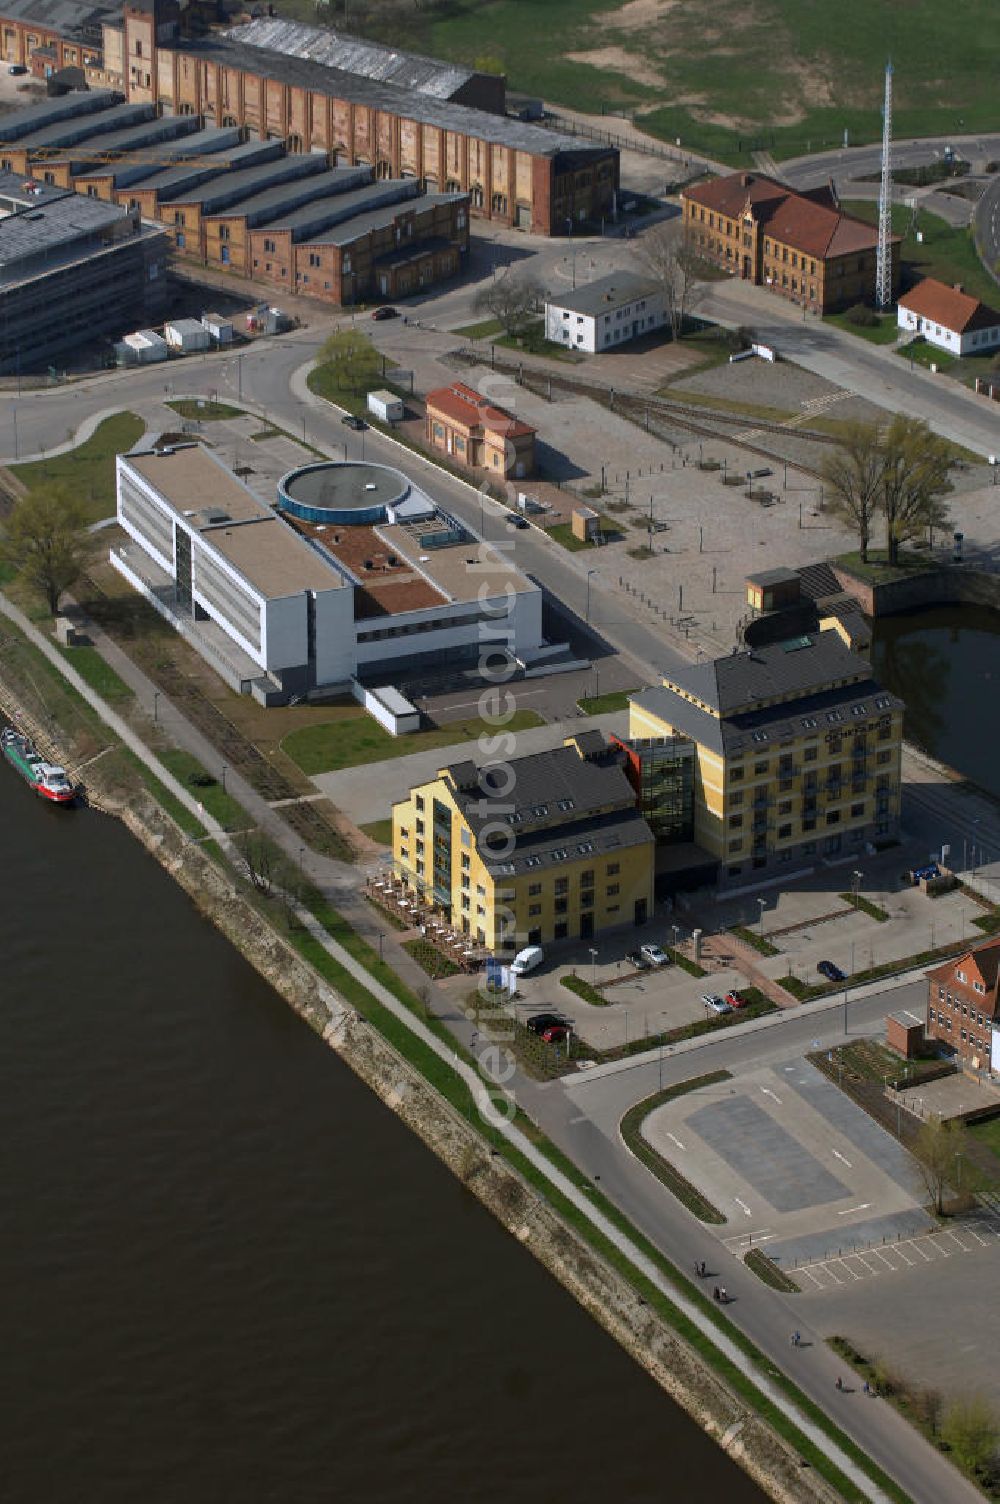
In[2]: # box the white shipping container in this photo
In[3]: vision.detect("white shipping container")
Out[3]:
[367,389,404,423]
[164,319,212,353]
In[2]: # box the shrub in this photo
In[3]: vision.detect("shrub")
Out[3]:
[844,303,878,327]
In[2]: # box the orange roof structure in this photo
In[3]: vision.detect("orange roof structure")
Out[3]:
[426,381,535,439]
[898,276,1000,334]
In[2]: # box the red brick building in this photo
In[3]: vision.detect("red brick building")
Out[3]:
[681,172,900,315]
[926,938,1000,1072]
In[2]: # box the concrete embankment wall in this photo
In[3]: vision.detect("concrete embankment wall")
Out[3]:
[0,669,843,1504]
[834,562,1000,618]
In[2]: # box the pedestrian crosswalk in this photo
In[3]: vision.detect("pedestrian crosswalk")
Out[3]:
[792,1215,1000,1290]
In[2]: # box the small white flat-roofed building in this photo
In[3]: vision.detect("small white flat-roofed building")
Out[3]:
[544,271,666,354]
[897,277,1000,356]
[111,445,543,704]
[164,318,212,352]
[119,328,168,364]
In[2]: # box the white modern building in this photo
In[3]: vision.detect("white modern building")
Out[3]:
[111,444,543,704]
[897,277,1000,356]
[544,271,666,353]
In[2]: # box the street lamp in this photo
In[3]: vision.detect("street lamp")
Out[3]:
[378,931,385,963]
[590,947,599,985]
[852,869,863,908]
[757,897,766,938]
[586,568,598,624]
[658,1010,668,1090]
[152,690,160,724]
[221,762,228,793]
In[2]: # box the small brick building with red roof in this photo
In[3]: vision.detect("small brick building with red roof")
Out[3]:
[681,171,900,314]
[424,381,536,479]
[926,937,1000,1073]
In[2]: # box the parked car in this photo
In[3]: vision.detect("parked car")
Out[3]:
[639,942,670,967]
[627,950,651,970]
[8,63,27,75]
[701,993,732,1015]
[818,960,847,982]
[371,305,397,320]
[506,513,529,529]
[341,413,367,430]
[725,990,749,1008]
[511,944,545,976]
[540,1024,569,1043]
[526,1012,568,1035]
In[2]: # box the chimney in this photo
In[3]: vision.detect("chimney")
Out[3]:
[740,173,751,187]
[954,283,964,294]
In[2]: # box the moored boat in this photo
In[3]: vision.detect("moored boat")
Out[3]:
[1,726,77,803]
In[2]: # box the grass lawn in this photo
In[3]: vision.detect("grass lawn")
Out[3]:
[11,412,145,523]
[663,389,793,423]
[360,817,394,845]
[835,547,939,585]
[825,310,901,346]
[576,689,636,714]
[56,643,135,706]
[547,517,620,551]
[157,748,249,830]
[841,201,998,308]
[282,707,544,775]
[167,399,244,422]
[496,320,579,361]
[454,317,504,339]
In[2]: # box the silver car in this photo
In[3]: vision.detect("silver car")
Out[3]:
[701,993,732,1015]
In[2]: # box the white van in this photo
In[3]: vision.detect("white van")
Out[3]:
[510,945,545,976]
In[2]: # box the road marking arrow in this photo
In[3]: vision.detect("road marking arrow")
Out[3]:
[832,1149,853,1168]
[734,1197,753,1217]
[838,1203,872,1216]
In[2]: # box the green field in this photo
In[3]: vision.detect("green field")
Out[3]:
[11,412,145,523]
[301,0,1000,164]
[840,201,998,307]
[282,707,545,775]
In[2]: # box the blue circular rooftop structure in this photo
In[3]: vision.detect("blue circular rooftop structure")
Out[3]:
[277,460,409,525]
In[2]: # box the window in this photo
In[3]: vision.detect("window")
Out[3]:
[528,883,542,896]
[606,863,620,876]
[529,903,541,916]
[461,828,470,848]
[778,823,792,839]
[606,883,620,896]
[729,814,743,829]
[460,854,470,871]
[415,795,424,811]
[753,761,768,775]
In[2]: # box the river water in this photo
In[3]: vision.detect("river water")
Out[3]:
[872,603,1000,799]
[1,779,765,1503]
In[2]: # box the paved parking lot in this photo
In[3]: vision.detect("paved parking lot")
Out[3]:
[643,1059,932,1265]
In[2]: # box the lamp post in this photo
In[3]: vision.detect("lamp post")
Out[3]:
[378,931,385,963]
[658,1010,668,1090]
[590,947,598,986]
[757,897,766,938]
[152,690,160,724]
[221,763,228,794]
[586,568,598,624]
[852,868,863,908]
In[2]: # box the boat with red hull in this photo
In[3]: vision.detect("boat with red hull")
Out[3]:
[1,726,76,803]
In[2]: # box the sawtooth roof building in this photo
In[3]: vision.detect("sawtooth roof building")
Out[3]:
[681,171,901,314]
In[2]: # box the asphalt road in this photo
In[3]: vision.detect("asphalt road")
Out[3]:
[780,134,1000,192]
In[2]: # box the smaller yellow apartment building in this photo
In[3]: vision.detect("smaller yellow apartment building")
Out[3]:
[629,631,903,889]
[392,731,654,953]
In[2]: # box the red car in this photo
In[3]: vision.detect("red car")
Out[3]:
[725,990,749,1008]
[541,1025,569,1043]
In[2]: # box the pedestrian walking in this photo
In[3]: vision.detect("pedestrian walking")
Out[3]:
[835,1376,844,1392]
[720,1286,728,1303]
[791,1331,801,1348]
[863,1380,871,1396]
[713,1286,720,1302]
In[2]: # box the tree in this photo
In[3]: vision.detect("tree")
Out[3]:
[635,221,706,340]
[317,328,381,393]
[821,420,885,563]
[472,270,543,337]
[0,483,93,615]
[880,415,953,565]
[941,1396,1000,1479]
[913,1114,969,1214]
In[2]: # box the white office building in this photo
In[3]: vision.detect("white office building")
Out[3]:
[111,444,543,704]
[544,271,666,353]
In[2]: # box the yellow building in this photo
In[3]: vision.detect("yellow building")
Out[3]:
[391,731,655,953]
[629,631,903,888]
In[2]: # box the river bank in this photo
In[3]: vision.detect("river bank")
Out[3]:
[0,613,878,1504]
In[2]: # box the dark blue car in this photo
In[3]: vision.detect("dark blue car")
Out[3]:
[818,960,847,982]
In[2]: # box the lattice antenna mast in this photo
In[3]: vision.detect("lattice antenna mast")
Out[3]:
[875,59,894,310]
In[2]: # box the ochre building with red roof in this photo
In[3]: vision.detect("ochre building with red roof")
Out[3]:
[681,172,900,314]
[424,381,536,479]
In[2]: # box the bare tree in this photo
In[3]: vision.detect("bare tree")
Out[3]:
[635,222,706,340]
[913,1115,968,1214]
[821,420,885,563]
[473,270,543,337]
[0,483,94,615]
[880,415,953,565]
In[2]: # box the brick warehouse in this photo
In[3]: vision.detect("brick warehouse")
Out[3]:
[926,939,1000,1075]
[0,1,619,237]
[680,172,900,315]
